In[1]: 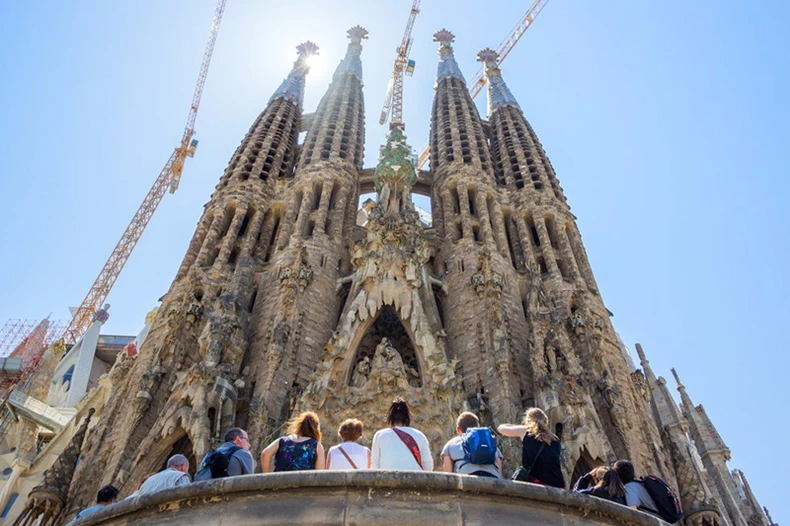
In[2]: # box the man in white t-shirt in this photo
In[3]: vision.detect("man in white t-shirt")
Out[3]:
[371,397,433,471]
[441,412,502,478]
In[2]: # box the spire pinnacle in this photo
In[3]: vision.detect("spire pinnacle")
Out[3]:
[434,29,465,83]
[671,367,685,390]
[477,47,520,115]
[347,25,369,45]
[334,26,367,81]
[270,42,319,108]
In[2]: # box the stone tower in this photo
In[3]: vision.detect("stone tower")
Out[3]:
[36,25,773,526]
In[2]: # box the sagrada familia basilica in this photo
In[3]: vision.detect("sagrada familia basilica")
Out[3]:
[0,25,775,526]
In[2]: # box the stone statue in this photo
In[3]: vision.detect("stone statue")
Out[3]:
[350,355,371,388]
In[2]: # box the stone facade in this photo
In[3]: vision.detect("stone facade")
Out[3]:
[6,26,775,526]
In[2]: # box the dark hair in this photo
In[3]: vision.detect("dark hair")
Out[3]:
[594,467,626,499]
[613,460,635,484]
[338,418,364,442]
[287,411,322,442]
[456,412,480,433]
[386,397,410,427]
[224,427,246,443]
[96,485,119,504]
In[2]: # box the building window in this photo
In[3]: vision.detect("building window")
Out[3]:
[2,467,12,476]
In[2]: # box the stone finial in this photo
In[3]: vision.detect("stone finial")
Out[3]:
[476,47,499,70]
[477,47,519,114]
[347,25,369,45]
[92,304,110,324]
[671,367,684,389]
[433,29,455,47]
[296,41,320,60]
[271,42,318,107]
[635,342,647,363]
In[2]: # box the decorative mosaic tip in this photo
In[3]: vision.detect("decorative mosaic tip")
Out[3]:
[296,41,320,59]
[347,26,369,45]
[433,29,455,47]
[476,48,499,69]
[478,46,519,114]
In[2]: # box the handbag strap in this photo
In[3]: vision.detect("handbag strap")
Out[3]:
[337,445,358,469]
[392,428,423,469]
[523,440,546,478]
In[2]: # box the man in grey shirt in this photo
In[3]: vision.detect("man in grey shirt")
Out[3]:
[195,428,254,480]
[614,460,659,512]
[441,412,502,478]
[136,454,191,496]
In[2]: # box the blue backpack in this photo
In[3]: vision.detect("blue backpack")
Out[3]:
[461,427,497,465]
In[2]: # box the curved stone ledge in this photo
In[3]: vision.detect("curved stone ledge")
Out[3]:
[74,471,666,525]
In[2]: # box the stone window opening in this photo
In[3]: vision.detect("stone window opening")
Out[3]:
[264,214,281,263]
[472,224,480,242]
[432,283,446,328]
[306,220,316,237]
[468,187,477,216]
[247,283,259,313]
[313,182,323,211]
[327,183,339,211]
[537,256,548,275]
[525,215,540,247]
[228,247,240,266]
[451,187,461,214]
[545,216,560,249]
[557,258,571,279]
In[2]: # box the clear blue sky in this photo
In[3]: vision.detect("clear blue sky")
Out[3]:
[1,0,787,520]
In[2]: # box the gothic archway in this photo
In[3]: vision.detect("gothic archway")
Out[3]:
[348,306,421,388]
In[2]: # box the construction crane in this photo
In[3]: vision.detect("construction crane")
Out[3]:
[378,0,421,129]
[59,0,228,345]
[415,0,550,169]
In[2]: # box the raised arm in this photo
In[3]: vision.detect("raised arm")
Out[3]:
[497,423,528,439]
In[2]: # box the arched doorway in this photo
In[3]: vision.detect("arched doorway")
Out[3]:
[160,434,197,479]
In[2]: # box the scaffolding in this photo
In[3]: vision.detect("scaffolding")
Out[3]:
[0,318,67,392]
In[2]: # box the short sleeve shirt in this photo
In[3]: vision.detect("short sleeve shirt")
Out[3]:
[441,436,502,478]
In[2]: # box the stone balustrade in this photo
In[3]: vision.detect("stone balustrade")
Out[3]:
[74,471,666,525]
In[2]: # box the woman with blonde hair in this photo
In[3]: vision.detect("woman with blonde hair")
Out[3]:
[326,418,371,469]
[498,407,565,488]
[261,411,325,472]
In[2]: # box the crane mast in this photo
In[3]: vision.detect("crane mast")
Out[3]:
[415,0,549,169]
[60,0,227,345]
[379,0,421,129]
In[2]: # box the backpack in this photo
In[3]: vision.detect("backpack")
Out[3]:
[641,475,684,523]
[460,427,497,465]
[194,445,240,481]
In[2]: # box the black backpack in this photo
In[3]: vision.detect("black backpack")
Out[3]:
[641,475,683,523]
[195,445,240,481]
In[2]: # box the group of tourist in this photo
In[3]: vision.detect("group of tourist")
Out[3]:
[72,398,667,522]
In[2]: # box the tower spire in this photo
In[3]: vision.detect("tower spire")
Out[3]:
[477,48,520,115]
[434,29,465,83]
[270,41,319,108]
[333,25,368,81]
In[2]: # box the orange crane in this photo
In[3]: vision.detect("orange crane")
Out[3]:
[379,0,421,129]
[59,0,228,345]
[415,0,550,169]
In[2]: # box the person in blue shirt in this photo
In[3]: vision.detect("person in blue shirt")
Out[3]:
[71,485,118,521]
